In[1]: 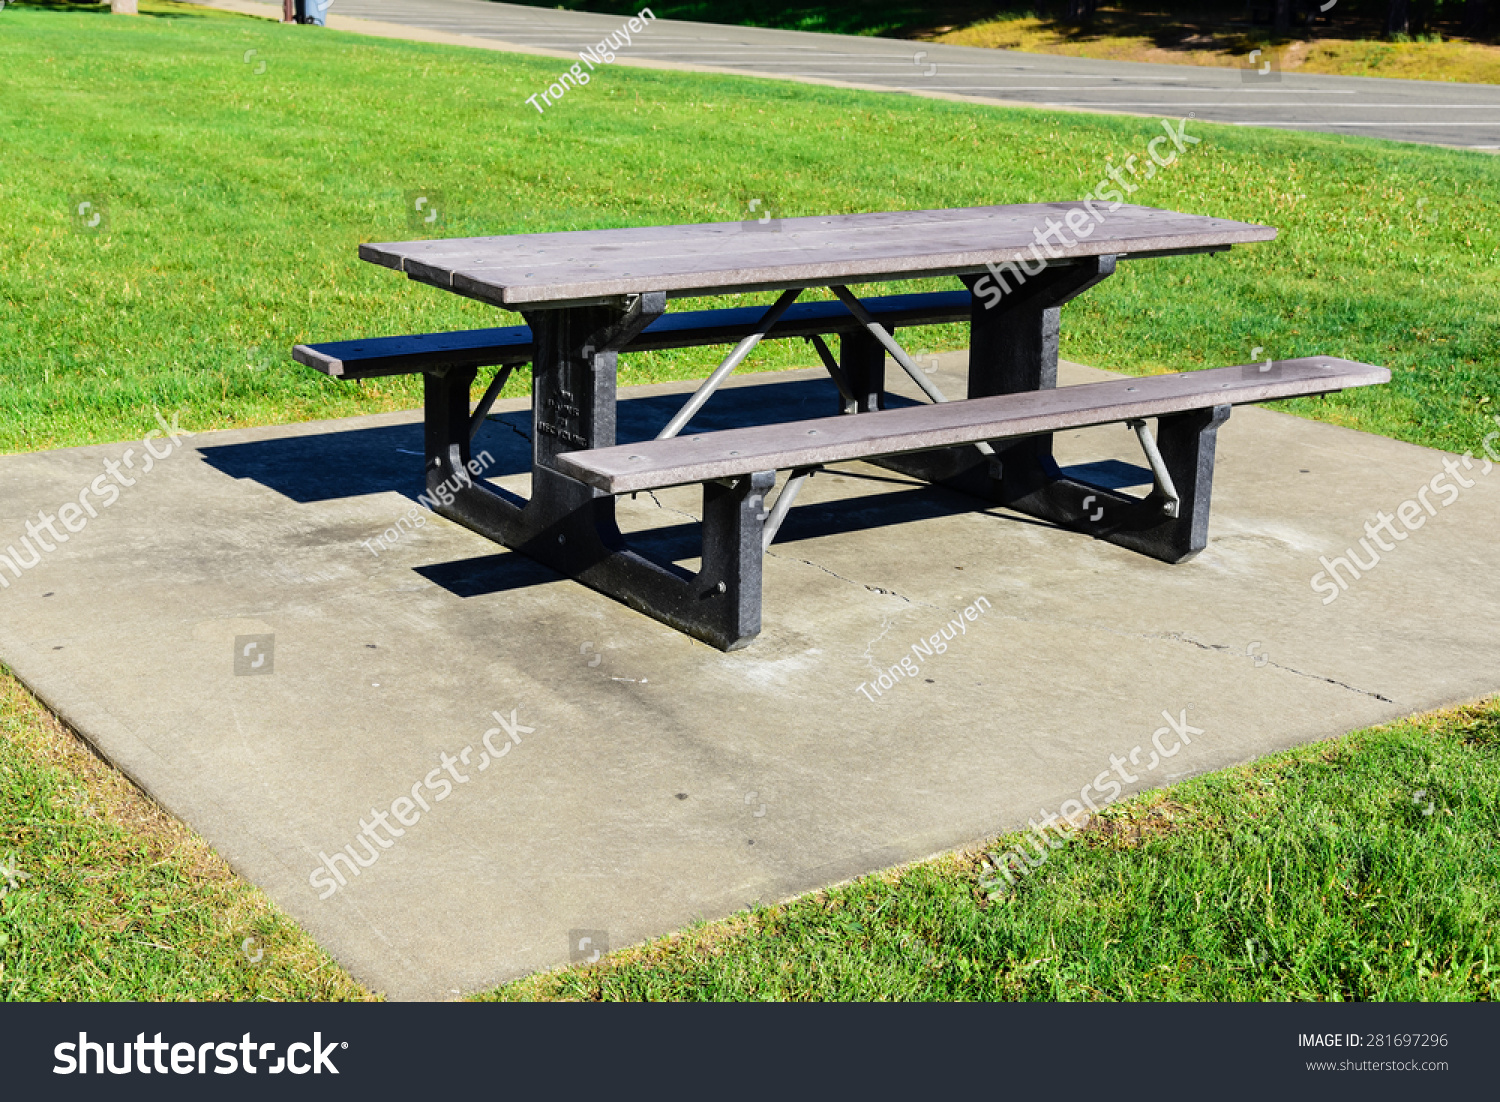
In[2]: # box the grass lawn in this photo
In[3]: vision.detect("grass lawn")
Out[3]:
[3,1,1499,457]
[0,2,1497,1001]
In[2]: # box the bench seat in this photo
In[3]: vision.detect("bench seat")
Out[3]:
[555,357,1391,494]
[292,290,973,379]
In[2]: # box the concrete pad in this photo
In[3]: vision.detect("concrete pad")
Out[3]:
[1,357,1496,999]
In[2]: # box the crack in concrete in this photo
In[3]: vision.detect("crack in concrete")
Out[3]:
[487,416,531,445]
[763,551,948,613]
[975,612,1397,703]
[637,490,700,523]
[1150,632,1396,702]
[1268,665,1395,703]
[858,613,899,677]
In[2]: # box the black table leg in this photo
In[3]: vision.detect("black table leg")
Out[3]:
[421,294,775,651]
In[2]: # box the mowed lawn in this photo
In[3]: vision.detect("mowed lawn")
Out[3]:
[2,1,1499,457]
[1,3,1498,1002]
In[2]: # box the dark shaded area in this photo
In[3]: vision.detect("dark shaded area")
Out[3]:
[413,550,563,596]
[196,375,1024,601]
[197,377,1167,603]
[198,422,431,504]
[414,484,1000,599]
[197,375,884,503]
[1057,458,1153,489]
[494,0,1496,44]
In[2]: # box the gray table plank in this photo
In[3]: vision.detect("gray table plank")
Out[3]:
[361,203,1275,309]
[555,357,1388,493]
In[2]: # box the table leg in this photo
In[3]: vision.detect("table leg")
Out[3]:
[840,327,885,413]
[849,259,1111,490]
[421,295,775,650]
[967,256,1115,504]
[967,256,1229,562]
[846,257,1229,563]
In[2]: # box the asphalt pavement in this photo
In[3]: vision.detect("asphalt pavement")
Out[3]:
[314,0,1500,150]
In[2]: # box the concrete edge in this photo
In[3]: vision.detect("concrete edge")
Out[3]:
[0,620,418,998]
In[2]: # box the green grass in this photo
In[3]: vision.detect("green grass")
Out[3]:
[2,1,1498,457]
[1,2,1498,1002]
[488,699,1500,1000]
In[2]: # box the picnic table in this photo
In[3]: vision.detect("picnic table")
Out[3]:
[295,204,1388,650]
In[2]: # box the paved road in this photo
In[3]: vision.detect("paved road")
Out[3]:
[322,0,1500,150]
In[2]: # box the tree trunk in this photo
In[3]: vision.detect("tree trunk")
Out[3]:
[1274,0,1292,33]
[1386,0,1410,35]
[1463,0,1487,35]
[111,0,138,11]
[1065,0,1098,24]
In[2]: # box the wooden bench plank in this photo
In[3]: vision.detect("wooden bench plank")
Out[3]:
[361,203,1276,307]
[294,290,974,379]
[555,358,1390,494]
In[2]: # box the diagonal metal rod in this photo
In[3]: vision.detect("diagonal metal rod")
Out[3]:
[762,467,816,551]
[656,288,803,440]
[469,364,515,443]
[1127,418,1180,518]
[805,334,856,407]
[829,284,949,404]
[829,285,993,457]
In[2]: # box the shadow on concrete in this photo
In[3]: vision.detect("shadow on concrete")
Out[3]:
[196,375,877,503]
[199,375,1161,599]
[414,551,564,597]
[1058,458,1152,489]
[411,483,995,599]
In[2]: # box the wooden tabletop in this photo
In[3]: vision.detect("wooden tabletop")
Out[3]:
[361,204,1275,310]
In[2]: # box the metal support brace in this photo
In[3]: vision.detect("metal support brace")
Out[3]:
[1127,418,1181,518]
[829,285,948,404]
[469,364,515,443]
[805,334,856,409]
[656,288,803,440]
[829,284,992,456]
[761,467,815,550]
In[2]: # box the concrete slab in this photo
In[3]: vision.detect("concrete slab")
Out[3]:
[1,357,1496,999]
